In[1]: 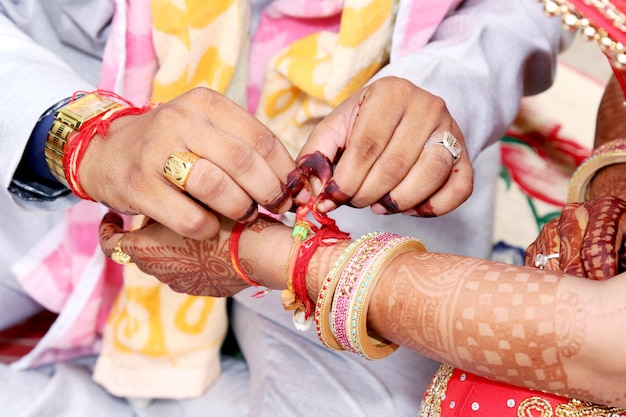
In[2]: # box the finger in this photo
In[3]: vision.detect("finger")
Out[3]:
[99,211,127,258]
[129,177,223,240]
[525,217,560,269]
[399,160,473,216]
[184,128,292,215]
[187,88,303,205]
[580,197,626,280]
[183,158,259,222]
[330,98,427,209]
[369,136,471,215]
[296,93,360,183]
[557,204,586,277]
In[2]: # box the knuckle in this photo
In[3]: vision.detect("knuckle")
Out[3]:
[425,152,454,177]
[251,131,280,159]
[451,175,473,202]
[186,86,215,104]
[383,154,412,180]
[353,136,385,163]
[427,95,447,112]
[176,212,214,238]
[227,144,257,177]
[152,101,185,123]
[195,166,229,199]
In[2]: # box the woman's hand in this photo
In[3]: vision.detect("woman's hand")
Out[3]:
[99,211,253,297]
[525,196,626,280]
[98,210,298,297]
[81,87,304,241]
[296,76,473,217]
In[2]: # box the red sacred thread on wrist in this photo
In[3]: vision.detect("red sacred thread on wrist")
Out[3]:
[229,220,262,288]
[290,198,350,320]
[62,90,156,200]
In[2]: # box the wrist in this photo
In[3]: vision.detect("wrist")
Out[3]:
[46,93,124,197]
[306,241,351,301]
[567,138,626,202]
[588,163,626,200]
[235,217,293,290]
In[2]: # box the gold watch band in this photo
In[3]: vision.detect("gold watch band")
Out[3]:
[45,93,123,186]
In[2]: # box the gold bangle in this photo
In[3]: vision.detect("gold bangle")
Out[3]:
[567,139,626,203]
[45,93,123,184]
[348,236,427,360]
[314,232,381,351]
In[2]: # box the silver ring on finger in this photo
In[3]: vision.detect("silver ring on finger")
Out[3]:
[534,253,559,269]
[424,131,462,164]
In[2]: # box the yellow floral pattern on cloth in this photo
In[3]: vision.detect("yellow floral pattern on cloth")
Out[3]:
[256,0,396,155]
[93,215,227,399]
[150,0,247,102]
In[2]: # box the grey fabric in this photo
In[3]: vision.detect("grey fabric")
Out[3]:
[41,0,112,58]
[0,0,112,58]
[0,356,249,417]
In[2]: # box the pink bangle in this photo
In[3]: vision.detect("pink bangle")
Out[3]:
[331,233,399,353]
[314,232,381,351]
[347,236,427,359]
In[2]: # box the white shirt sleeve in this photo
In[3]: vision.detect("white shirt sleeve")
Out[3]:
[0,12,95,210]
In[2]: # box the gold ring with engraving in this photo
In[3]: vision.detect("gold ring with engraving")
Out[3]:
[163,152,201,190]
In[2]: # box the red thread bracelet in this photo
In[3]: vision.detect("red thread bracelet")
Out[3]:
[287,199,350,321]
[62,90,156,200]
[229,220,262,287]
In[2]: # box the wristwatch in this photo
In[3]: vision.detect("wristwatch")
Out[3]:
[45,93,122,186]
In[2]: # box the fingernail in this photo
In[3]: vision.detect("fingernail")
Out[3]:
[370,203,388,215]
[309,177,323,195]
[265,184,290,214]
[316,199,336,213]
[286,169,305,196]
[236,203,258,222]
[294,188,311,206]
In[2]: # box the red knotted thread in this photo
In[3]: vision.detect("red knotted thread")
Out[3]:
[229,219,262,288]
[291,198,350,319]
[62,90,157,200]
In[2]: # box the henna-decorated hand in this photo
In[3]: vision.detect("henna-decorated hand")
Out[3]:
[99,211,255,297]
[525,196,626,280]
[296,76,473,217]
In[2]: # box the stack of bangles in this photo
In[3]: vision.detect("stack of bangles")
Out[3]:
[314,231,427,360]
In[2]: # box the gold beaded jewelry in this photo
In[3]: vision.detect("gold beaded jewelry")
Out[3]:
[535,0,626,69]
